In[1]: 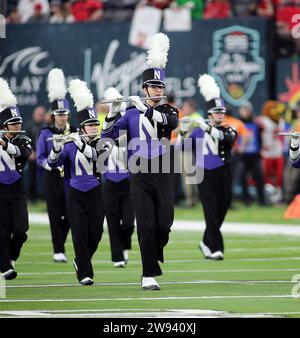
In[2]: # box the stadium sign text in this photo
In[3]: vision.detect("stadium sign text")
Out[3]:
[208,25,265,106]
[89,40,196,101]
[0,47,53,106]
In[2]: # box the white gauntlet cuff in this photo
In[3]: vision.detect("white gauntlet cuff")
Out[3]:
[6,143,20,156]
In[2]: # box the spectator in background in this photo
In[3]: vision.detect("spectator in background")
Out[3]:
[6,7,22,23]
[95,101,109,132]
[50,0,75,23]
[18,0,50,23]
[102,0,140,21]
[238,101,266,206]
[71,0,103,22]
[174,0,204,19]
[257,100,286,203]
[204,0,232,19]
[27,2,49,23]
[229,0,257,16]
[275,0,300,56]
[44,110,53,125]
[257,0,274,17]
[25,106,46,203]
[138,0,173,9]
[1,0,18,18]
[222,105,250,208]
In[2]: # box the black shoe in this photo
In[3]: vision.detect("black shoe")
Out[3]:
[2,269,17,280]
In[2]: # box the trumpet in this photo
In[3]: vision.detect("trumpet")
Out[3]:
[0,130,26,134]
[100,96,167,104]
[46,133,100,142]
[278,131,300,137]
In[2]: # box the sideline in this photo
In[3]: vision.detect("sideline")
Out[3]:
[29,213,300,236]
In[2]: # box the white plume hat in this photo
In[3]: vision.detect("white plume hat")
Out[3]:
[69,79,99,126]
[142,33,170,88]
[198,74,226,114]
[47,68,70,115]
[0,78,22,126]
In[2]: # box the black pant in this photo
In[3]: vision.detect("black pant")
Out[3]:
[0,180,29,272]
[44,170,70,254]
[67,185,104,281]
[240,154,265,205]
[103,178,135,262]
[130,173,174,277]
[198,165,232,253]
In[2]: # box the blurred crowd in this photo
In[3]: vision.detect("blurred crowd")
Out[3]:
[23,95,300,208]
[1,0,300,56]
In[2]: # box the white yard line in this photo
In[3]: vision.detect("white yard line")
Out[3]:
[29,213,300,236]
[3,308,299,315]
[13,257,300,265]
[0,294,296,303]
[17,268,300,276]
[3,279,296,289]
[2,308,300,318]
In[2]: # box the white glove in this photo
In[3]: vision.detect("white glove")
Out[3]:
[197,116,223,139]
[129,96,147,113]
[180,117,193,134]
[291,135,300,149]
[197,116,210,131]
[68,132,83,149]
[290,135,300,161]
[5,142,18,155]
[42,160,52,171]
[108,100,122,118]
[52,136,65,153]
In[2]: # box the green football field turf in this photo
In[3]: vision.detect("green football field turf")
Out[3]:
[1,221,300,318]
[28,200,300,224]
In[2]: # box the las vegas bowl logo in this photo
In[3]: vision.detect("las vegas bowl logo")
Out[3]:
[208,25,265,106]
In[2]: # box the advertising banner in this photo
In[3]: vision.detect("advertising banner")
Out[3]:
[0,18,271,123]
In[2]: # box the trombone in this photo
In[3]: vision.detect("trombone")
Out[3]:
[46,133,100,142]
[100,96,167,104]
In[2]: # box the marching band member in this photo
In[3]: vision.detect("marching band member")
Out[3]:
[102,33,179,290]
[102,87,135,268]
[289,132,300,166]
[48,79,105,286]
[189,74,237,260]
[0,78,32,280]
[37,68,76,263]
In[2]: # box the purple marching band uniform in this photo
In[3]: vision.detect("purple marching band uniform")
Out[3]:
[188,113,237,259]
[36,98,75,262]
[102,80,179,283]
[48,80,105,285]
[103,112,135,267]
[0,101,32,280]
